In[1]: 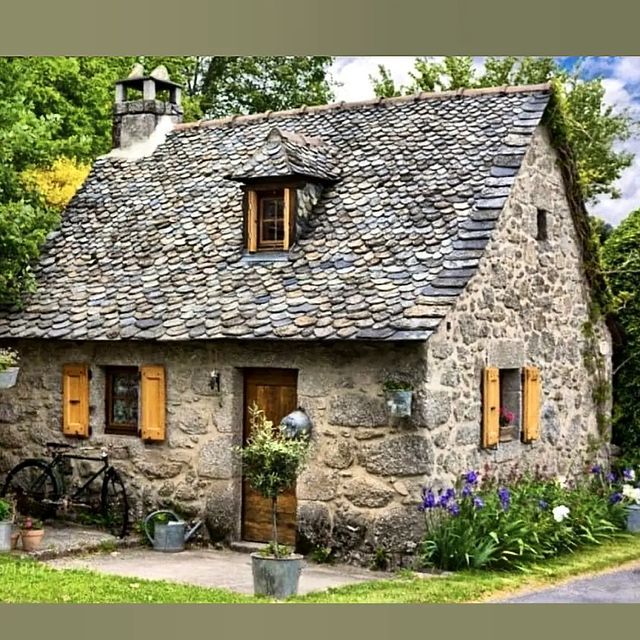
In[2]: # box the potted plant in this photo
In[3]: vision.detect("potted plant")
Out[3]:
[383,379,413,418]
[499,406,516,442]
[19,517,45,552]
[236,403,310,598]
[0,497,15,553]
[0,348,20,389]
[621,478,640,533]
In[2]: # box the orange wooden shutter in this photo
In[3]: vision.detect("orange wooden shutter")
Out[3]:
[482,367,500,448]
[522,366,541,443]
[283,187,295,250]
[140,365,166,442]
[247,190,258,252]
[62,363,90,438]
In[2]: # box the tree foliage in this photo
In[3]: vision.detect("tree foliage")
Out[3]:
[370,56,634,202]
[602,211,640,456]
[21,157,90,211]
[198,57,334,117]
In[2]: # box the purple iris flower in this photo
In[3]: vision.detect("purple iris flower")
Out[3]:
[464,470,479,485]
[461,484,472,498]
[438,493,450,508]
[473,496,484,510]
[498,486,510,510]
[445,488,456,500]
[538,500,548,510]
[421,489,436,510]
[448,502,460,516]
[591,465,602,475]
[610,492,623,504]
[623,468,635,481]
[606,472,616,483]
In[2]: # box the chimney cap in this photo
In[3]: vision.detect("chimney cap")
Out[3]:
[115,75,182,92]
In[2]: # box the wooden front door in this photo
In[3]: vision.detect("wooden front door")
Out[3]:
[242,368,298,544]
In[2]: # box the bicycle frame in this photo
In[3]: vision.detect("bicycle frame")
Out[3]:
[47,449,110,508]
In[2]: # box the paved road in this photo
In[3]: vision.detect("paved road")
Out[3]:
[494,561,640,603]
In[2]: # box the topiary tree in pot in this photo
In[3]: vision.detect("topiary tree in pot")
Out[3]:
[235,403,310,598]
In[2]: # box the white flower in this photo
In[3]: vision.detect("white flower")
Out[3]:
[623,484,640,505]
[628,469,637,481]
[552,505,570,522]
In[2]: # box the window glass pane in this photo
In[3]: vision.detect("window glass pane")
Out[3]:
[109,368,138,426]
[259,194,285,245]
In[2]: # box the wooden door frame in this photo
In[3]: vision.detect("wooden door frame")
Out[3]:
[241,367,299,543]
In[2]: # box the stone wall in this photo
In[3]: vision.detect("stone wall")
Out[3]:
[0,338,428,565]
[0,125,611,568]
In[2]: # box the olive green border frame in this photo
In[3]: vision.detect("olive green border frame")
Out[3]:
[2,0,640,638]
[1,0,640,54]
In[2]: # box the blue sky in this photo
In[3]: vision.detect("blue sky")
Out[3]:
[330,57,640,226]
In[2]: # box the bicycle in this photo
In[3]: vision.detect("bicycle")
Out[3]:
[0,442,129,538]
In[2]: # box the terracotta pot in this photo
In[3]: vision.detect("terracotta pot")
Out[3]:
[20,529,44,552]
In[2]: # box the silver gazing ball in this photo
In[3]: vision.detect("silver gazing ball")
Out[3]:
[280,408,312,439]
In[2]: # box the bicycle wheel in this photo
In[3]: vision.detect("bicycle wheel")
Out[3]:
[101,468,129,538]
[1,459,61,519]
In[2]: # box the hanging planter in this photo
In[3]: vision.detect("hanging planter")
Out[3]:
[0,349,20,389]
[383,380,413,418]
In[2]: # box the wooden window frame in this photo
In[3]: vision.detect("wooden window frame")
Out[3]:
[245,183,296,253]
[105,366,139,436]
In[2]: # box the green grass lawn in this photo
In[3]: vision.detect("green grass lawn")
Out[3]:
[2,535,640,603]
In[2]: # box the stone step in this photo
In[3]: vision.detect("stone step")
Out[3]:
[229,540,268,554]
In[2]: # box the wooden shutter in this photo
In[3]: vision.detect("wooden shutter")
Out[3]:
[62,363,90,438]
[482,367,500,448]
[283,187,295,250]
[140,365,166,442]
[247,190,258,253]
[522,366,541,443]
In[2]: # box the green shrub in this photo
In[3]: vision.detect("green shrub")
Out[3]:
[418,468,627,572]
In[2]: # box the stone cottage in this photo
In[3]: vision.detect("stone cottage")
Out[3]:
[0,72,611,565]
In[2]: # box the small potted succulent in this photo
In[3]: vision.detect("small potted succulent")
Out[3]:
[383,378,413,418]
[0,497,16,552]
[0,348,20,389]
[235,403,310,598]
[19,516,45,552]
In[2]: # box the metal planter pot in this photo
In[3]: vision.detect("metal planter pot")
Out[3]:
[385,390,413,418]
[627,504,640,533]
[251,552,304,598]
[0,367,19,389]
[0,522,12,553]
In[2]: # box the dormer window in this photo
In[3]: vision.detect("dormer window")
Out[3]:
[227,127,339,255]
[246,186,295,253]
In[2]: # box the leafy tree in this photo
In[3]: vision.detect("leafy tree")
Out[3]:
[198,57,334,117]
[370,56,634,201]
[602,211,640,457]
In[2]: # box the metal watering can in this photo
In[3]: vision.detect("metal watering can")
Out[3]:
[143,509,203,553]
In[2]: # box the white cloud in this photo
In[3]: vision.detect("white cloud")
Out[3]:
[331,57,416,102]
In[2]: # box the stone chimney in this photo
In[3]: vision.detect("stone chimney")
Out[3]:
[112,64,183,149]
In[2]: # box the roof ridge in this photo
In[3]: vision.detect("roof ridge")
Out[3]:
[174,83,552,132]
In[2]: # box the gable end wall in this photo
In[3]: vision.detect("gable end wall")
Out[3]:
[423,124,612,485]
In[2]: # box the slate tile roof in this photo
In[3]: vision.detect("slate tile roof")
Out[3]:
[0,84,551,342]
[227,127,340,182]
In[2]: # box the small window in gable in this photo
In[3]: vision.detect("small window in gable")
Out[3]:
[246,186,295,253]
[536,208,548,241]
